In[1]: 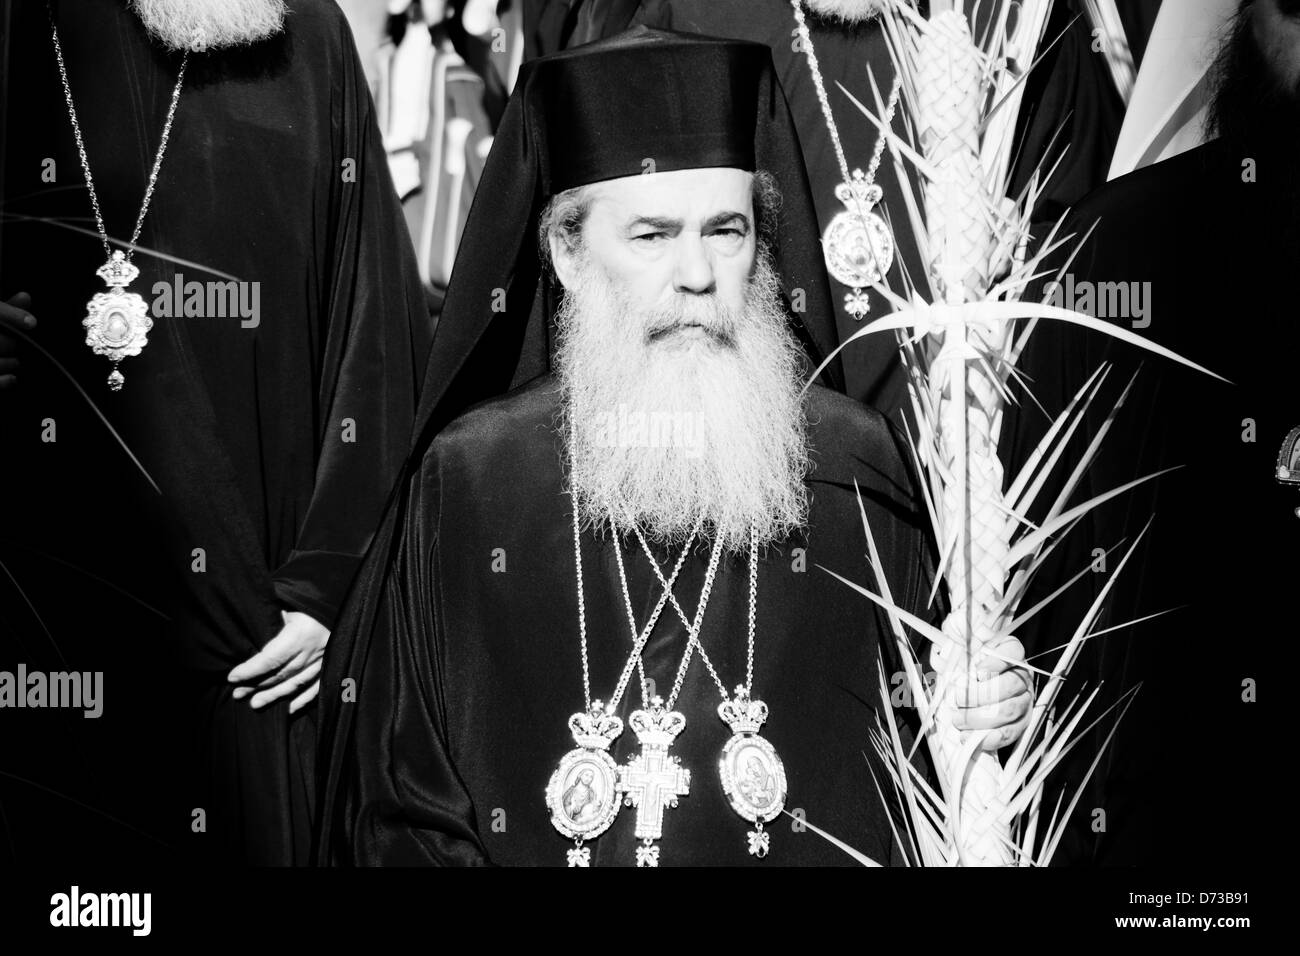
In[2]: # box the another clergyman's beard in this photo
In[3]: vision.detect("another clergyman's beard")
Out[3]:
[128,0,287,51]
[1209,5,1300,163]
[802,0,892,25]
[1207,3,1300,239]
[555,247,810,554]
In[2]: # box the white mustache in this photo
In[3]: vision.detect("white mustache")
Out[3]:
[644,298,738,346]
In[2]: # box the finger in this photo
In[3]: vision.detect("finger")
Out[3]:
[976,714,1031,753]
[228,630,300,684]
[973,637,1026,676]
[231,654,301,698]
[5,292,32,310]
[248,650,314,692]
[0,300,36,333]
[953,691,1033,731]
[250,658,322,710]
[951,670,1030,708]
[0,375,16,389]
[288,679,320,715]
[231,651,310,699]
[249,659,321,710]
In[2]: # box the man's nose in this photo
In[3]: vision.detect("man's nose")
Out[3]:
[672,232,716,294]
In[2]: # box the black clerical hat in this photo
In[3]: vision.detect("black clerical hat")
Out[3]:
[316,29,845,857]
[538,29,763,192]
[413,25,844,445]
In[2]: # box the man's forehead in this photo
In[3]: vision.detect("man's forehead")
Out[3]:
[589,167,755,218]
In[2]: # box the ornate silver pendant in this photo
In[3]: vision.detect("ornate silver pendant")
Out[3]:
[617,698,690,868]
[1276,425,1300,484]
[821,171,896,320]
[84,251,152,391]
[1276,426,1300,519]
[546,702,624,866]
[718,687,786,858]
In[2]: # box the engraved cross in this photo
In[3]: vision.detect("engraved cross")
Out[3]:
[618,743,690,841]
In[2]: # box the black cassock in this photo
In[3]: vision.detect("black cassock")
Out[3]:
[322,374,931,865]
[1001,138,1295,866]
[0,0,430,864]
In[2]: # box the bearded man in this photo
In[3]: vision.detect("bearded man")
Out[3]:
[1000,0,1297,866]
[524,0,1137,424]
[315,27,1031,866]
[0,0,431,864]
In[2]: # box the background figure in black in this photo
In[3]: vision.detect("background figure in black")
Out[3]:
[0,0,432,865]
[1001,0,1291,866]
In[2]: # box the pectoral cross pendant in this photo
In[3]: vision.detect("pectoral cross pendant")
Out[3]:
[617,699,690,868]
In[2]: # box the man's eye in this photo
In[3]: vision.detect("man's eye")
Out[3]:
[708,227,747,243]
[631,232,667,243]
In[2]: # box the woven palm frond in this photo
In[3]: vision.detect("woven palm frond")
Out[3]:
[804,0,1218,865]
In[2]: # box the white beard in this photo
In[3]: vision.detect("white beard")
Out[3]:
[802,0,892,24]
[555,247,810,554]
[128,0,287,51]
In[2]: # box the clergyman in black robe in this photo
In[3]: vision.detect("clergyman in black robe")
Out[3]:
[0,0,432,865]
[316,27,1032,866]
[531,0,1134,425]
[1000,0,1293,867]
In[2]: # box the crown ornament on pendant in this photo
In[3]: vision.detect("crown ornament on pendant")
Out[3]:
[717,686,769,735]
[822,169,896,321]
[627,696,687,748]
[834,169,884,216]
[568,700,624,750]
[96,250,141,289]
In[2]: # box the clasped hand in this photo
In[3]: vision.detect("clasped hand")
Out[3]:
[930,635,1033,752]
[228,610,330,714]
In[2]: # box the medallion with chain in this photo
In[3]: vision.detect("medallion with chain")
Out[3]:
[49,3,189,390]
[552,414,789,864]
[546,419,721,867]
[792,0,903,321]
[610,510,726,867]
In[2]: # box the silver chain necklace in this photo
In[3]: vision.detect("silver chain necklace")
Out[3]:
[792,0,902,320]
[610,509,716,709]
[546,422,786,865]
[49,3,189,390]
[546,423,717,867]
[624,515,785,860]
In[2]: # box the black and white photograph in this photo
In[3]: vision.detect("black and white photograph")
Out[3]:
[0,0,1279,938]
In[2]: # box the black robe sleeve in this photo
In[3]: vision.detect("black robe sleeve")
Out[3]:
[320,435,488,865]
[268,16,435,631]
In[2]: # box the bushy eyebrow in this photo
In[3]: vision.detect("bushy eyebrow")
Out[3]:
[704,211,751,231]
[624,211,752,234]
